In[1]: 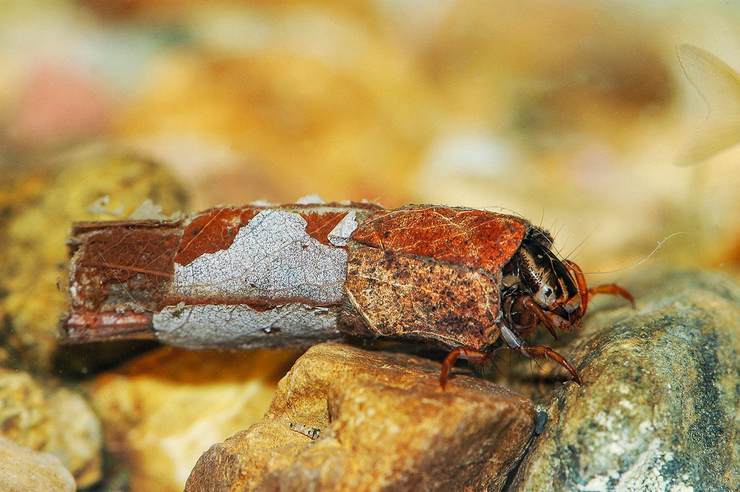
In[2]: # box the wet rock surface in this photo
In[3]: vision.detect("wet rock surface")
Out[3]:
[90,347,297,492]
[0,436,76,492]
[0,367,102,487]
[185,343,536,492]
[512,268,739,491]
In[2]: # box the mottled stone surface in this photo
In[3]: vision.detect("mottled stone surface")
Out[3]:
[0,368,101,487]
[0,436,76,492]
[90,347,297,492]
[185,343,535,492]
[0,152,187,371]
[512,268,739,491]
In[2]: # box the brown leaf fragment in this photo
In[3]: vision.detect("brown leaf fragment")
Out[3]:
[63,309,154,343]
[352,205,528,274]
[302,211,348,246]
[342,243,501,351]
[175,207,258,266]
[72,225,181,311]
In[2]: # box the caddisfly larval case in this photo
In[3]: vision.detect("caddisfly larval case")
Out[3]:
[64,202,529,352]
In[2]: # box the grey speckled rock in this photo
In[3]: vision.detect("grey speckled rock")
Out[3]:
[512,268,739,492]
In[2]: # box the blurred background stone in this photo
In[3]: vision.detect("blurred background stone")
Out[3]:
[186,343,535,492]
[90,347,298,492]
[0,367,102,488]
[511,268,739,491]
[0,436,76,492]
[0,151,187,373]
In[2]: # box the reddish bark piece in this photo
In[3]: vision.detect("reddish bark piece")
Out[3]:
[175,207,258,266]
[175,207,354,264]
[351,206,528,274]
[301,211,347,245]
[71,224,181,311]
[64,310,154,342]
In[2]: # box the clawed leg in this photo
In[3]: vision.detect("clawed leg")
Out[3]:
[588,284,635,309]
[439,348,488,390]
[520,345,583,385]
[519,297,571,337]
[500,324,582,385]
[564,260,635,314]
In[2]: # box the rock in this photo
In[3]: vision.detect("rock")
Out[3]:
[512,268,739,491]
[0,368,101,488]
[0,152,187,372]
[0,436,76,492]
[185,343,536,492]
[0,166,52,368]
[90,347,297,492]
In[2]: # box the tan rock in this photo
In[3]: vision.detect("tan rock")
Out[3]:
[186,343,535,492]
[0,368,102,488]
[47,388,104,487]
[0,166,51,368]
[90,347,297,492]
[0,152,188,372]
[0,436,76,492]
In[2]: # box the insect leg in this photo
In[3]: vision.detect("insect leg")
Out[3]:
[500,325,582,384]
[588,284,636,309]
[439,348,488,390]
[563,259,589,315]
[519,297,570,337]
[563,260,635,313]
[520,345,582,384]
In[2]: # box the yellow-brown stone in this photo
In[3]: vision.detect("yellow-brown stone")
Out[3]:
[186,343,535,492]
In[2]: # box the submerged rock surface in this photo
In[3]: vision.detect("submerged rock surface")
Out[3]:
[185,343,535,492]
[512,269,739,491]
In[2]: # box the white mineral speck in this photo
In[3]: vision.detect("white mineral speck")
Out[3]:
[619,399,636,411]
[328,211,358,247]
[250,199,273,206]
[579,475,610,491]
[296,194,325,204]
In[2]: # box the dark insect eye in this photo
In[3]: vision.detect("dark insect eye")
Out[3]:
[544,287,553,297]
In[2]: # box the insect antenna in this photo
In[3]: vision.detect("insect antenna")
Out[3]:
[537,206,545,229]
[562,232,592,261]
[580,232,685,276]
[544,221,568,259]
